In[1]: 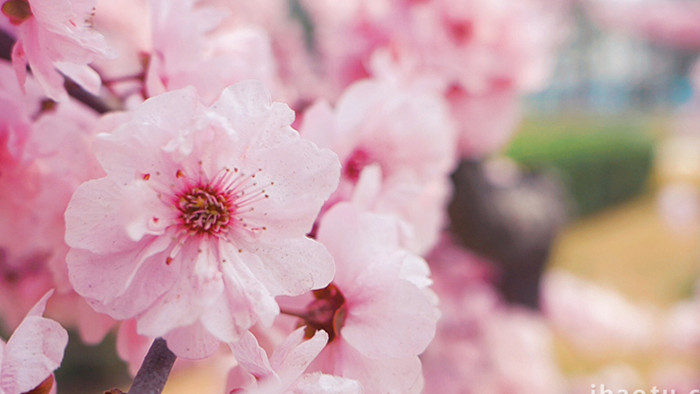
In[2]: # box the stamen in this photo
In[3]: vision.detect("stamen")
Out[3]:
[2,0,32,25]
[173,167,273,239]
[293,283,347,343]
[177,185,232,235]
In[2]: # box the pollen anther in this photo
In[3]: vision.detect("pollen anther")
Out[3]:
[177,185,232,235]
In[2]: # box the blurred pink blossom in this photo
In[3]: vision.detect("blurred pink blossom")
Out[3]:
[197,0,322,109]
[662,281,700,356]
[91,0,280,106]
[542,270,658,354]
[586,0,700,49]
[302,0,565,157]
[422,237,564,393]
[0,60,106,337]
[3,0,110,100]
[144,0,279,104]
[651,364,700,393]
[300,76,457,254]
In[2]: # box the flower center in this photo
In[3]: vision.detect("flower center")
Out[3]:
[302,283,347,343]
[447,19,473,44]
[2,0,31,25]
[177,185,232,236]
[344,149,373,183]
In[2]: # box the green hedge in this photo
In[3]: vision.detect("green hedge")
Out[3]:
[505,117,655,217]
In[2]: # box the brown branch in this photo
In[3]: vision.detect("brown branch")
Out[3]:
[125,338,177,394]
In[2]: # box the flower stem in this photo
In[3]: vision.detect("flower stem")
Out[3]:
[127,338,176,394]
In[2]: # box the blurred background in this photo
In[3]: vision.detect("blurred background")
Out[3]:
[518,0,699,306]
[502,0,700,389]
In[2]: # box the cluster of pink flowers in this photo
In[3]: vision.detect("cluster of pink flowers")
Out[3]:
[0,0,569,392]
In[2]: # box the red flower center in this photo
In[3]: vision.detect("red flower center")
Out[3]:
[448,19,474,44]
[344,149,373,183]
[302,283,347,343]
[177,184,233,236]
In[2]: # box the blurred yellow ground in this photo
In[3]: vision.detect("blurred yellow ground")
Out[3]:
[550,195,700,307]
[161,357,231,394]
[548,193,700,377]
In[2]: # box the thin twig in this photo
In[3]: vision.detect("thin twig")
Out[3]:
[127,338,177,394]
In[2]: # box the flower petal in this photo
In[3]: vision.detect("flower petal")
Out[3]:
[200,249,281,343]
[67,235,176,319]
[0,291,68,394]
[342,280,438,359]
[236,238,335,297]
[136,242,225,337]
[163,321,221,359]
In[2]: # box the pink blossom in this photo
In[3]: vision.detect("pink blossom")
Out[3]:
[144,0,280,104]
[93,0,310,108]
[300,76,456,254]
[302,0,565,157]
[656,182,700,232]
[300,0,406,100]
[6,102,111,341]
[408,0,563,91]
[422,237,563,393]
[65,81,340,359]
[89,0,149,89]
[201,0,323,109]
[542,270,658,354]
[446,83,522,157]
[227,327,363,393]
[423,300,564,394]
[662,281,700,356]
[0,290,68,394]
[284,203,438,393]
[0,60,107,338]
[0,60,51,330]
[2,0,110,100]
[89,0,280,106]
[405,0,564,157]
[586,0,700,50]
[0,58,41,159]
[424,233,498,295]
[651,365,700,393]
